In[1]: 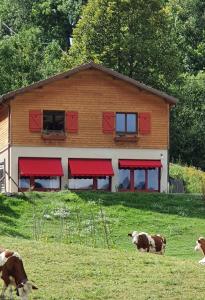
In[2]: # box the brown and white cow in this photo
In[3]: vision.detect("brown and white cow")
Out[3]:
[128,231,166,254]
[0,247,37,299]
[194,237,205,265]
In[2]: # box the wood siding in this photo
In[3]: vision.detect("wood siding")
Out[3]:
[10,69,170,149]
[0,105,9,151]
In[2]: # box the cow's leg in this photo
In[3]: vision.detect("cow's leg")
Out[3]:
[0,283,7,299]
[138,248,148,252]
[18,286,29,300]
[198,257,205,265]
[9,285,14,300]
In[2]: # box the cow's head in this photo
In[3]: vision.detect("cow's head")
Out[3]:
[128,231,138,238]
[18,281,38,300]
[128,231,142,246]
[195,237,205,255]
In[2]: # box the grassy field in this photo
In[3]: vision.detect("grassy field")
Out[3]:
[1,237,205,300]
[1,191,205,299]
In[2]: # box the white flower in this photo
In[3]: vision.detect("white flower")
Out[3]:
[44,214,52,220]
[51,208,70,218]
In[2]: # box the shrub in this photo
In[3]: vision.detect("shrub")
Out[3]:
[170,163,205,193]
[202,179,205,201]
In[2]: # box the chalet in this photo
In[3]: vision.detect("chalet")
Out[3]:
[0,62,177,193]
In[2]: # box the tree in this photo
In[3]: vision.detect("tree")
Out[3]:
[0,27,63,94]
[167,0,205,72]
[0,0,87,94]
[67,0,182,90]
[0,0,87,49]
[170,72,205,170]
[0,0,33,36]
[32,0,88,49]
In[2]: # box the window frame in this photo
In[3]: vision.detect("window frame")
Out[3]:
[118,168,160,192]
[18,176,61,191]
[68,176,112,191]
[118,169,131,190]
[43,110,66,132]
[116,112,138,135]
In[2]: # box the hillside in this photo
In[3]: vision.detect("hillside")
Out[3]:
[1,191,205,299]
[0,191,205,259]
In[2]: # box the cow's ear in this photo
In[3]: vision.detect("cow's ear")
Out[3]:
[128,233,132,237]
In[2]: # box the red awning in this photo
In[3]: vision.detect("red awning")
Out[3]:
[119,159,162,169]
[19,158,64,176]
[69,159,114,177]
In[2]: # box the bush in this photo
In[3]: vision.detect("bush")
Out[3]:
[169,163,205,193]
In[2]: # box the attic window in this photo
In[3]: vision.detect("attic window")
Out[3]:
[43,110,65,132]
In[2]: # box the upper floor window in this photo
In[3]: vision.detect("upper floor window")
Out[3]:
[116,113,138,134]
[43,111,65,132]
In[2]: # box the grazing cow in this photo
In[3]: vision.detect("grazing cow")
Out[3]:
[128,231,166,254]
[0,248,37,300]
[194,237,205,265]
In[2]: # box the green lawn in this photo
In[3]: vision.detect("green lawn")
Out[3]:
[1,237,205,300]
[0,191,205,299]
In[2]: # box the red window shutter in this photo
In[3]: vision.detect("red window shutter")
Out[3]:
[29,110,42,132]
[102,112,115,133]
[139,112,151,134]
[66,111,78,133]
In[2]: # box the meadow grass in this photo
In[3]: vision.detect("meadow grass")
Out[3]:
[1,191,205,299]
[0,191,205,258]
[1,237,205,300]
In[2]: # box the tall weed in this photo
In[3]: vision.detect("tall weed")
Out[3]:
[31,197,115,249]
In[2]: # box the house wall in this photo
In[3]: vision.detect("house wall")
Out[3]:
[0,148,9,192]
[0,105,9,192]
[0,105,9,151]
[10,69,170,149]
[10,146,168,193]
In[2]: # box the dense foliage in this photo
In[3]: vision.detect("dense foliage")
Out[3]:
[170,73,205,169]
[66,0,182,90]
[0,0,87,92]
[0,0,204,169]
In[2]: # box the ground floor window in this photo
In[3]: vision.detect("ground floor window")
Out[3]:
[147,169,159,191]
[69,178,93,190]
[118,168,160,192]
[68,176,111,191]
[19,177,30,189]
[134,169,145,190]
[19,176,61,190]
[118,169,130,190]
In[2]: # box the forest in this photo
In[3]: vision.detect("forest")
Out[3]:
[0,0,204,170]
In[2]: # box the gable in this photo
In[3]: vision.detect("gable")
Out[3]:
[12,68,169,109]
[0,62,177,105]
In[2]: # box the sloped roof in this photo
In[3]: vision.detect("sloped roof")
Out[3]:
[0,61,177,105]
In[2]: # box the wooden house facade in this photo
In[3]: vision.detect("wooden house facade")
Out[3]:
[0,62,177,193]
